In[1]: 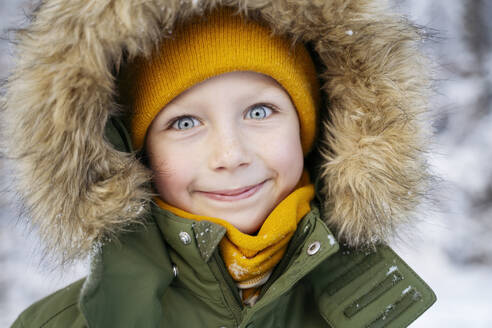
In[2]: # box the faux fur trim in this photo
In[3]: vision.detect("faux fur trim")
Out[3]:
[1,0,433,263]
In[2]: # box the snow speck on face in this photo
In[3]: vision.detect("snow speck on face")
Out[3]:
[345,29,354,36]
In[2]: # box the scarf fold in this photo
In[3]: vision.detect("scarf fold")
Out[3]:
[155,170,314,305]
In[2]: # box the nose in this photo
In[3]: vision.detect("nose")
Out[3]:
[208,127,251,172]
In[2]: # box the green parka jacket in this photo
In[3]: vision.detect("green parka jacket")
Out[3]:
[3,0,436,327]
[11,176,436,328]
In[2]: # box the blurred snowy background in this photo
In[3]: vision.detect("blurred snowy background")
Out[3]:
[1,0,491,327]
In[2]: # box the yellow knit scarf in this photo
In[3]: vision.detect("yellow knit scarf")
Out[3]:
[155,170,314,306]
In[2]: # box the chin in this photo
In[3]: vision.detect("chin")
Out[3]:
[235,217,265,235]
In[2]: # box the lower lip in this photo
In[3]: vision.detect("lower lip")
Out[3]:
[198,181,267,201]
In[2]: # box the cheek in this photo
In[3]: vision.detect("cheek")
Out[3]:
[148,143,195,203]
[258,124,304,183]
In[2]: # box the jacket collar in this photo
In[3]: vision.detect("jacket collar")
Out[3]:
[153,202,227,263]
[246,206,339,317]
[79,202,340,327]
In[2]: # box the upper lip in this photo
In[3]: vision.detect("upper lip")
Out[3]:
[198,180,267,196]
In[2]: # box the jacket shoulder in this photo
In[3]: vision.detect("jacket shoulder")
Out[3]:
[307,244,436,328]
[11,278,87,328]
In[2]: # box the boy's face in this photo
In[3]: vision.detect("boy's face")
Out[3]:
[146,71,304,234]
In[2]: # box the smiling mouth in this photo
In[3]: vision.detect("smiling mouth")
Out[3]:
[197,180,268,201]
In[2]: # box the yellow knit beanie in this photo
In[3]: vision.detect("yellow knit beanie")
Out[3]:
[120,7,320,154]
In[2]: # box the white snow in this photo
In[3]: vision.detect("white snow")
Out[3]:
[402,286,413,295]
[386,265,398,275]
[327,234,336,246]
[228,262,248,278]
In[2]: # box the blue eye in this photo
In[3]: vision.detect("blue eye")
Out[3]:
[171,116,200,130]
[246,104,273,120]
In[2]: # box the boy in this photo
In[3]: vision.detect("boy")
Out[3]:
[5,1,435,327]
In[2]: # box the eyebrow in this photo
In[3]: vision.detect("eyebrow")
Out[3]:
[235,85,287,105]
[163,84,286,115]
[254,85,285,97]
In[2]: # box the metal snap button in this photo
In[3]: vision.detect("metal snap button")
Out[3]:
[179,231,192,245]
[307,241,321,255]
[172,264,179,278]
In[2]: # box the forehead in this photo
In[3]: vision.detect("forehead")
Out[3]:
[168,71,289,105]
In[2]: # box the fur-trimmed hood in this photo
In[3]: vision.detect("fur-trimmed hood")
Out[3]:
[1,0,433,263]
